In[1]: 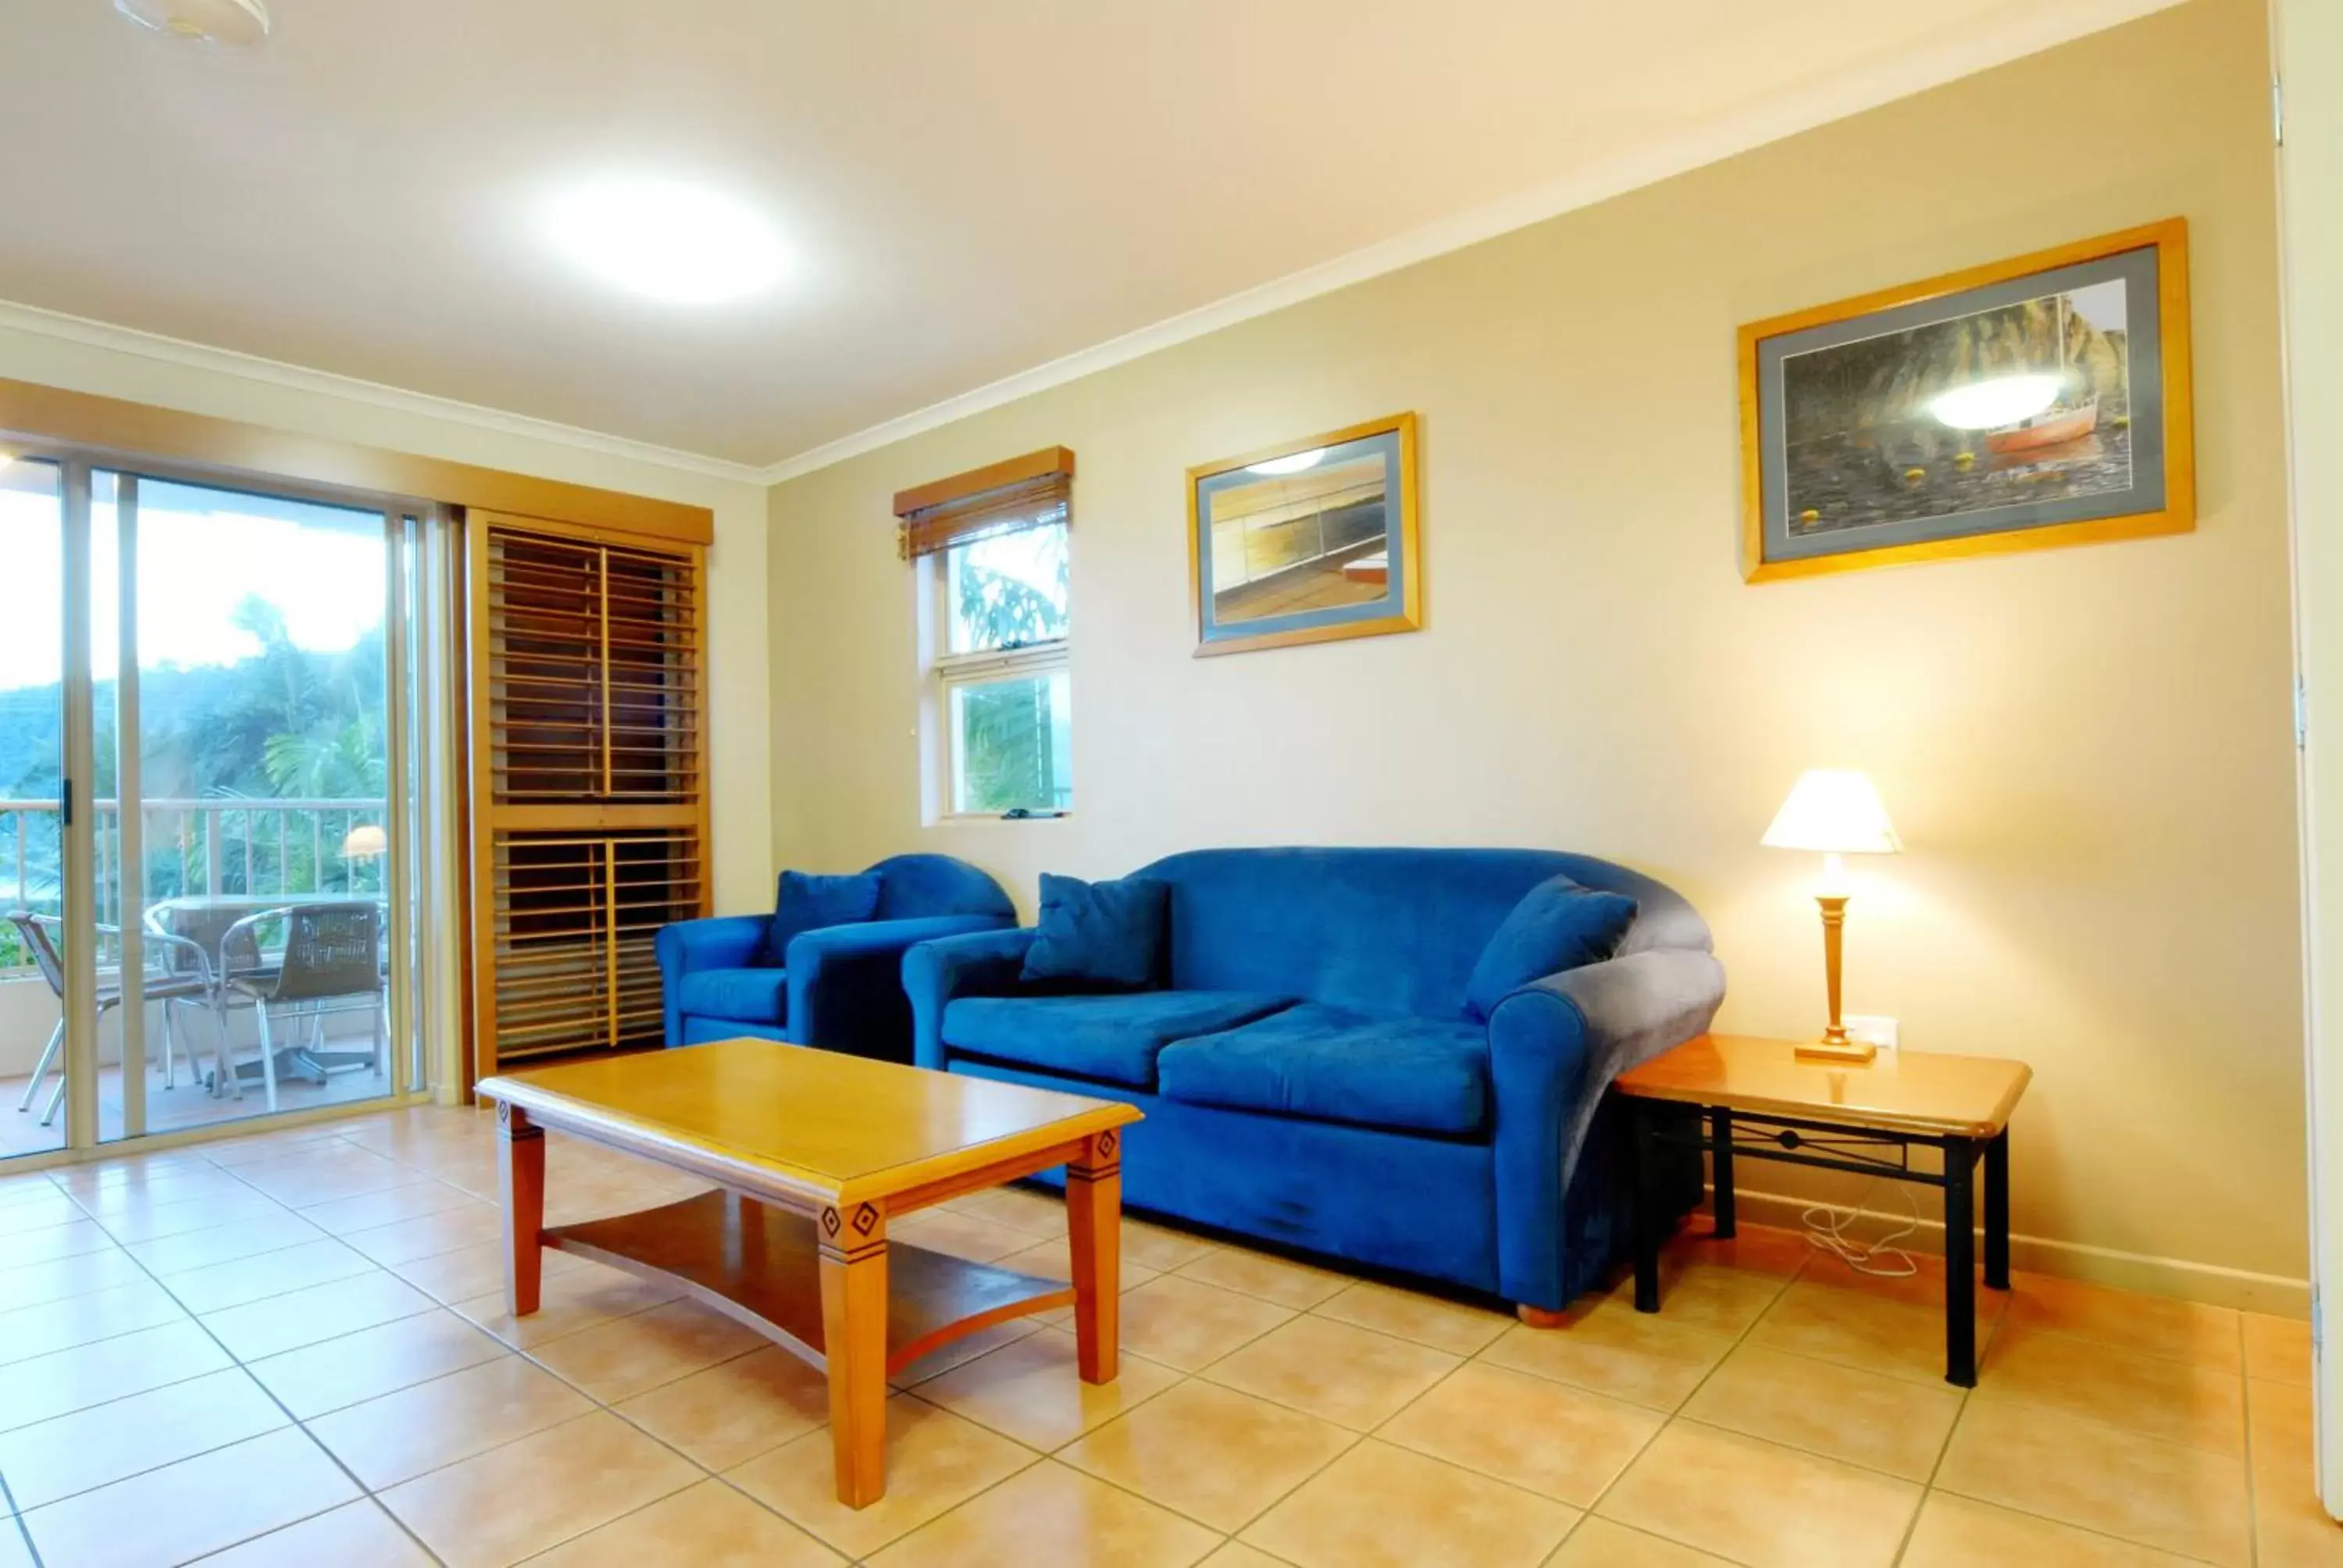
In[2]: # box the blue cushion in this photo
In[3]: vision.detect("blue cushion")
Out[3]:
[943,990,1293,1088]
[1157,1003,1490,1136]
[1462,876,1638,1021]
[676,967,789,1025]
[1021,874,1168,989]
[765,870,882,965]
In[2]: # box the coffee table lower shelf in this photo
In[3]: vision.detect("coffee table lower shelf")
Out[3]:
[543,1189,1075,1377]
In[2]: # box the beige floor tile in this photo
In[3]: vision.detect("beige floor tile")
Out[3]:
[199,1267,433,1360]
[1122,1217,1224,1272]
[526,1481,842,1567]
[1060,1378,1357,1532]
[308,1354,594,1488]
[1118,1274,1296,1371]
[0,1217,116,1267]
[127,1209,326,1275]
[1747,1279,1983,1387]
[1596,1420,1920,1568]
[870,1458,1220,1567]
[1668,1222,1816,1275]
[1177,1245,1350,1310]
[888,1316,1047,1386]
[1313,1279,1511,1356]
[614,1344,832,1470]
[1243,1438,1578,1568]
[0,1245,149,1315]
[992,1236,1162,1327]
[2245,1311,2314,1387]
[1978,1324,2245,1456]
[1202,1313,1459,1430]
[20,1426,359,1568]
[163,1235,378,1313]
[0,1275,186,1367]
[89,1187,287,1244]
[340,1202,505,1266]
[528,1296,769,1402]
[0,1317,233,1431]
[890,1206,1039,1263]
[0,1366,287,1509]
[948,1184,1069,1237]
[190,1500,435,1566]
[377,1409,701,1568]
[232,1147,411,1206]
[0,1188,86,1236]
[1546,1516,1739,1566]
[1196,1545,1287,1568]
[295,1178,481,1235]
[2004,1270,2241,1370]
[2245,1376,2343,1568]
[387,1236,587,1303]
[1379,1360,1660,1506]
[912,1324,1182,1449]
[1478,1297,1735,1411]
[1901,1492,2206,1567]
[246,1307,508,1419]
[1797,1247,2011,1325]
[1680,1343,1963,1481]
[727,1393,1036,1559]
[1934,1393,2251,1565]
[451,1260,679,1348]
[1602,1261,1788,1337]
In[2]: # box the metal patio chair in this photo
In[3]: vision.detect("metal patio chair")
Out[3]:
[219,901,387,1113]
[8,910,221,1128]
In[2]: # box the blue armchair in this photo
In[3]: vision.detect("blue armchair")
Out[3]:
[901,847,1724,1315]
[658,853,1014,1060]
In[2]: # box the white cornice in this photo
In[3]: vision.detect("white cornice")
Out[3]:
[0,299,769,486]
[758,0,2184,484]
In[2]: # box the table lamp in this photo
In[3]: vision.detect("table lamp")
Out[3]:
[1762,769,1901,1063]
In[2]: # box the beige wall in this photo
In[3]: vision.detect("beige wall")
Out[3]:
[769,0,2300,1299]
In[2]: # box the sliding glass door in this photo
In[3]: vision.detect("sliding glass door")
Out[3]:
[0,453,437,1159]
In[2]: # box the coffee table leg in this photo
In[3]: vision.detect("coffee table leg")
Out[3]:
[1945,1139,1977,1388]
[818,1203,890,1509]
[496,1103,544,1317]
[1066,1131,1124,1384]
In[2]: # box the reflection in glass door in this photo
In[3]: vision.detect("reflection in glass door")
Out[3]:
[0,459,67,1162]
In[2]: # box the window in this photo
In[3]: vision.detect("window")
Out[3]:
[935,522,1071,815]
[896,447,1076,819]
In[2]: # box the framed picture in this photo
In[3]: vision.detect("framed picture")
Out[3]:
[1739,219,2193,583]
[1188,412,1421,656]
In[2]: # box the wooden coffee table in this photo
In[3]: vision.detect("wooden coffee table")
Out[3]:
[476,1039,1143,1507]
[1614,1033,2030,1387]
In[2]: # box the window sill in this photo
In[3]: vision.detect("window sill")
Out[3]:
[937,811,1072,825]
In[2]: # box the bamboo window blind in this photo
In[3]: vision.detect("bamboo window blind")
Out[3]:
[468,514,710,1074]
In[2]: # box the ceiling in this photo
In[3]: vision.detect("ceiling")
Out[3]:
[0,0,2174,475]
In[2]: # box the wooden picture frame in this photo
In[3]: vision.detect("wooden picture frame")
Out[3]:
[1739,219,2194,583]
[1186,412,1421,656]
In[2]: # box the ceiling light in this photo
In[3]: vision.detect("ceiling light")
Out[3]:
[1247,449,1325,476]
[113,0,270,45]
[1930,373,2063,430]
[544,180,786,305]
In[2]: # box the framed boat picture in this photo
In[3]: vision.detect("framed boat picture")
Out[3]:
[1739,219,2193,582]
[1188,412,1421,656]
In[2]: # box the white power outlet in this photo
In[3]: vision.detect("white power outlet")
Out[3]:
[1843,1014,1899,1053]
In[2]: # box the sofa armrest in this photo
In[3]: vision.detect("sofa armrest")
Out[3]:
[902,927,1040,1071]
[1485,946,1727,1308]
[655,914,770,1046]
[786,915,1012,1060]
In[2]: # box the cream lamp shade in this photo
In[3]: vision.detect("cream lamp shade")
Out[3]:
[1761,769,1903,855]
[341,824,388,859]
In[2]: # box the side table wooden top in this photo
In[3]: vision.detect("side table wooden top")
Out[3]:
[1615,1033,2031,1139]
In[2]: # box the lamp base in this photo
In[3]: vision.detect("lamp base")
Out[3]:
[1795,1037,1878,1064]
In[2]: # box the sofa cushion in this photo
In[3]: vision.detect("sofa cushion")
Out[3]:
[1463,876,1639,1021]
[943,990,1292,1088]
[1157,1003,1490,1137]
[676,967,789,1025]
[1022,874,1170,990]
[765,869,883,965]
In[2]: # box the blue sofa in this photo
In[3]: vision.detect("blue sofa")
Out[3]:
[902,847,1724,1313]
[658,853,1015,1060]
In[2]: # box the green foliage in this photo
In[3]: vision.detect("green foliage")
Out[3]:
[950,529,1071,814]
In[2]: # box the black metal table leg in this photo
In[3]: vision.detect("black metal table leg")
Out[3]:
[1984,1129,2010,1290]
[1632,1099,1660,1312]
[1709,1107,1736,1239]
[1944,1138,1977,1387]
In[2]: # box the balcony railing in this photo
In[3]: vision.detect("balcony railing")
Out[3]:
[0,797,387,974]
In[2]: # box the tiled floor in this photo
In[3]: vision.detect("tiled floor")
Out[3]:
[0,1105,2336,1567]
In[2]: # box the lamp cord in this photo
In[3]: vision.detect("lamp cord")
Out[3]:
[1801,1178,1921,1277]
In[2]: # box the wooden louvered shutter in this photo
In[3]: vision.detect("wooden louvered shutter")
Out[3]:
[466,513,710,1076]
